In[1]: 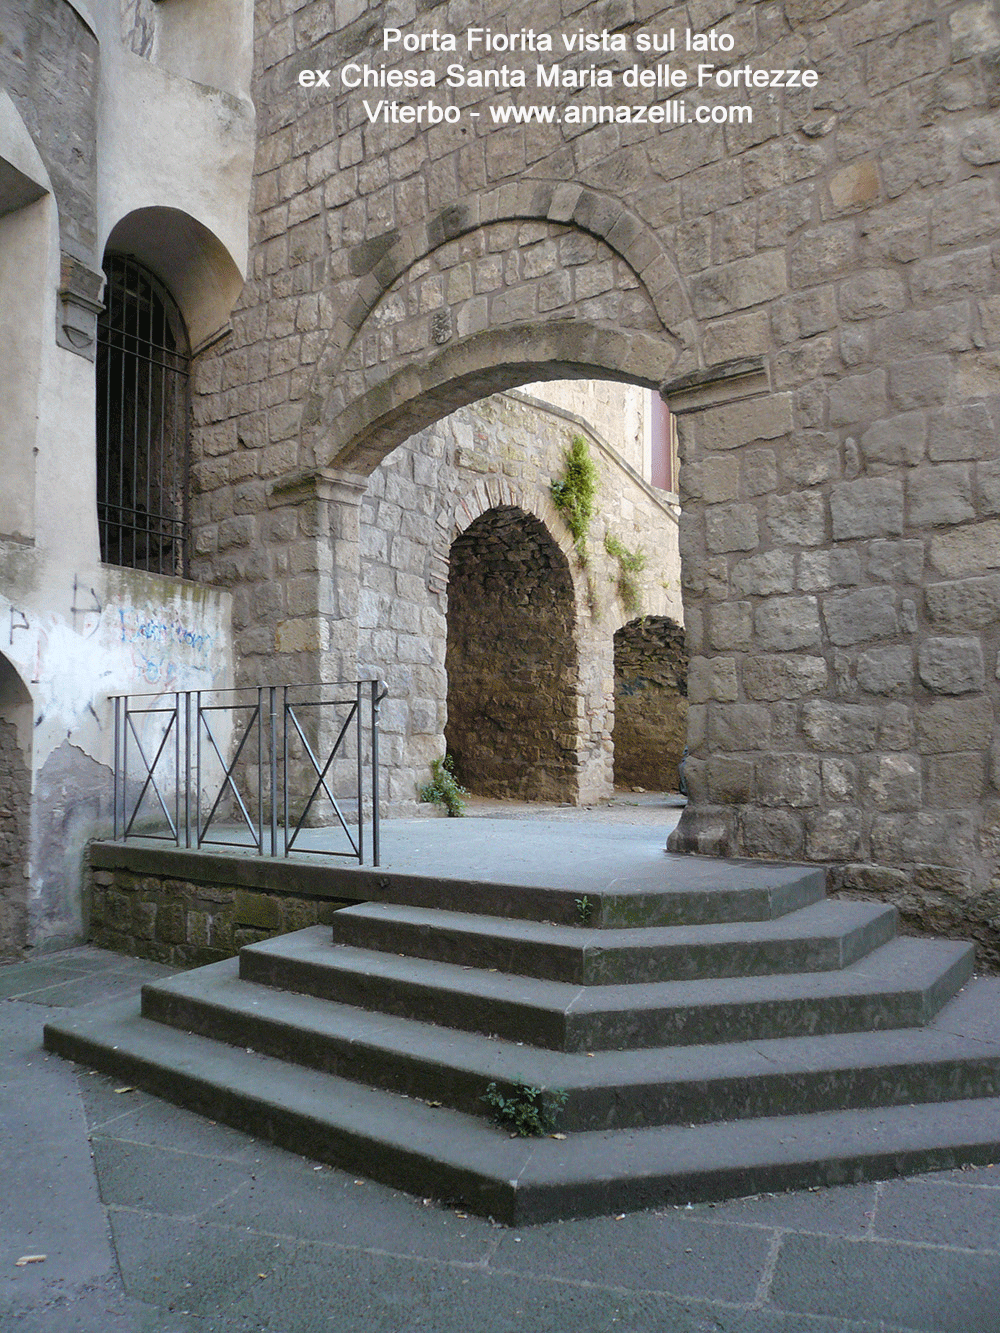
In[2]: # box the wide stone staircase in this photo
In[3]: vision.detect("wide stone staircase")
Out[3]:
[44,856,1000,1223]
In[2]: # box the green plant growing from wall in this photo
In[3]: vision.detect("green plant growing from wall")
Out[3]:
[419,754,467,817]
[482,1079,568,1137]
[551,434,598,562]
[604,532,646,615]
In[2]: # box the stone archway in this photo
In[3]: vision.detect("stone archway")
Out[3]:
[613,616,688,794]
[0,654,32,961]
[445,505,580,803]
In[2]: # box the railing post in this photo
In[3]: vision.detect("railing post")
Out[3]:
[355,681,364,866]
[282,684,289,857]
[371,679,382,868]
[195,690,202,845]
[268,685,278,858]
[184,691,192,848]
[113,695,121,841]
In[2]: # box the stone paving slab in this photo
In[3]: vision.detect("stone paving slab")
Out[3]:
[5,945,1000,1330]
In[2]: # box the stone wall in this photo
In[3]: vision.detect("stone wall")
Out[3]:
[613,616,688,793]
[446,506,578,801]
[89,863,354,968]
[355,388,682,808]
[184,0,1000,961]
[0,717,30,961]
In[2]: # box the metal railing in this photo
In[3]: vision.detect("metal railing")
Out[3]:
[111,681,386,865]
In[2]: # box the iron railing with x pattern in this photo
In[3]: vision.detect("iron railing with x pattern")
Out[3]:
[111,681,386,865]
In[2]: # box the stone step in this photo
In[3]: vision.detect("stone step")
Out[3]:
[42,995,1000,1224]
[239,926,974,1052]
[138,962,1000,1132]
[308,857,827,927]
[327,898,899,983]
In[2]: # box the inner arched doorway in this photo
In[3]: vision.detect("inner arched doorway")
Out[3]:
[445,506,579,803]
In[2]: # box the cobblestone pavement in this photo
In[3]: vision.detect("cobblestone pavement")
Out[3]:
[3,821,1000,1332]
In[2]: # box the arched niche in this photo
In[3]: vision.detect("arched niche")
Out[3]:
[104,206,244,352]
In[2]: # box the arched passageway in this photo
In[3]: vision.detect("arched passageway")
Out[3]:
[0,654,32,960]
[613,617,687,794]
[445,506,579,803]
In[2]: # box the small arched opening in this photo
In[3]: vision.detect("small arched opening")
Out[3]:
[445,506,580,803]
[613,616,688,794]
[0,654,32,960]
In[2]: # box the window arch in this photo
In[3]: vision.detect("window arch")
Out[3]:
[96,255,190,574]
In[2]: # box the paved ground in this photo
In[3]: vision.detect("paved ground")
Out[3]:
[4,947,1000,1332]
[3,805,1000,1331]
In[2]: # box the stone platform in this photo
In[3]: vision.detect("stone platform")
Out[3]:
[44,834,1000,1224]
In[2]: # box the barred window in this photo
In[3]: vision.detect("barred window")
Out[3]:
[96,255,190,574]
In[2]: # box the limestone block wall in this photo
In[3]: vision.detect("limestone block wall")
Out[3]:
[356,388,681,808]
[613,616,688,793]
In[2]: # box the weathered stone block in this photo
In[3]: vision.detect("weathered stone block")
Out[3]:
[696,395,794,452]
[739,809,805,859]
[705,503,759,553]
[234,892,281,929]
[706,756,755,804]
[830,477,904,540]
[823,587,899,646]
[743,654,827,701]
[802,700,879,751]
[828,371,886,428]
[859,753,922,810]
[857,645,913,695]
[798,549,861,592]
[758,754,821,807]
[821,758,857,803]
[687,656,739,704]
[928,403,996,462]
[708,603,753,652]
[708,703,773,752]
[907,464,974,528]
[838,269,906,320]
[859,412,926,467]
[755,596,821,651]
[916,695,994,753]
[917,636,985,694]
[871,812,976,867]
[156,903,186,945]
[732,551,795,597]
[925,575,1000,631]
[930,520,1000,578]
[806,810,865,861]
[927,751,987,805]
[867,539,924,585]
[766,492,825,547]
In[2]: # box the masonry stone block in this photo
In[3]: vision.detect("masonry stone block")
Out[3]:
[925,575,1000,631]
[708,704,773,753]
[757,754,822,808]
[907,464,975,528]
[755,596,822,651]
[917,636,986,694]
[860,754,922,810]
[871,812,976,868]
[916,695,994,753]
[742,449,779,498]
[766,493,825,547]
[806,810,865,861]
[708,603,753,652]
[696,395,794,452]
[830,478,904,540]
[802,701,879,752]
[731,551,795,597]
[797,548,861,592]
[828,371,886,428]
[739,809,805,860]
[743,654,828,701]
[687,656,739,704]
[859,412,926,467]
[927,751,988,806]
[857,646,914,696]
[867,539,924,585]
[928,403,996,462]
[705,503,759,553]
[930,520,1000,579]
[706,756,755,804]
[823,587,899,646]
[821,758,857,803]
